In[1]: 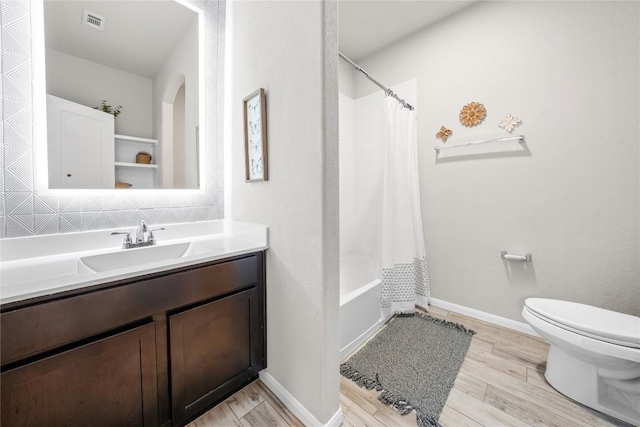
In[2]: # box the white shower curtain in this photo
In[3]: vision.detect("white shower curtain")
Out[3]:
[380,96,430,316]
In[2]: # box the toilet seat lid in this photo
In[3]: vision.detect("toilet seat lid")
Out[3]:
[524,298,640,348]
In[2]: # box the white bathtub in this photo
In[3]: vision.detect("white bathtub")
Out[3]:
[340,253,386,360]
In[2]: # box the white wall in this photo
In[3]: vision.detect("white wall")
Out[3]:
[153,22,199,189]
[338,93,355,257]
[338,59,356,99]
[339,64,356,257]
[351,89,383,260]
[46,48,153,137]
[173,83,187,188]
[353,1,640,319]
[228,0,340,424]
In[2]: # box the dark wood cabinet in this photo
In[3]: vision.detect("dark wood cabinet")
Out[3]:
[0,251,266,427]
[170,287,264,425]
[1,323,158,427]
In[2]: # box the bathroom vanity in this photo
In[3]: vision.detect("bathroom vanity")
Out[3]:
[0,221,268,427]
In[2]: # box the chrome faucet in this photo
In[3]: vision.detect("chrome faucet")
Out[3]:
[111,220,165,249]
[136,220,149,243]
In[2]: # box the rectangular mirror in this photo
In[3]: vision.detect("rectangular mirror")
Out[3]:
[43,0,202,189]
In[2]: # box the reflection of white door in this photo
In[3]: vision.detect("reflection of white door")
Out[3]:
[47,95,115,189]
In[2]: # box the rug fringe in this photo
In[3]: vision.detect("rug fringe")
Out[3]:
[411,311,476,335]
[341,364,443,426]
[416,411,442,427]
[396,311,417,316]
[378,389,414,415]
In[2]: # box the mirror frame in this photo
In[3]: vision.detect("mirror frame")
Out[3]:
[32,0,207,195]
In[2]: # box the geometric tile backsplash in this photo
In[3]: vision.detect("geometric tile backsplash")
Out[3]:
[0,0,225,238]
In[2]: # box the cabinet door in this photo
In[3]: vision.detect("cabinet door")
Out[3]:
[170,287,264,425]
[1,323,158,427]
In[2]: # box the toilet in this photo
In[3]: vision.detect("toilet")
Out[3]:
[522,298,640,426]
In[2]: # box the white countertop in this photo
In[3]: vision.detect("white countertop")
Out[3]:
[0,220,268,306]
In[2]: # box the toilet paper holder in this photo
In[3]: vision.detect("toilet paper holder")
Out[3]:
[501,251,532,262]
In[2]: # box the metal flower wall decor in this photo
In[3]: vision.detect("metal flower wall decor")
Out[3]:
[459,102,486,127]
[435,126,452,142]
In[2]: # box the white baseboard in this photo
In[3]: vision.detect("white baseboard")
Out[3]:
[259,371,343,427]
[340,316,389,361]
[429,298,540,338]
[323,406,343,427]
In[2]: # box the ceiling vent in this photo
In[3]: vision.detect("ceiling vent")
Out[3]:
[82,10,105,31]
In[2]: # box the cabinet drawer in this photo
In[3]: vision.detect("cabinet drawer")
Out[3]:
[1,255,259,365]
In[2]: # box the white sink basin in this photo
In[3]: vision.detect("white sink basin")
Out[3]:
[1,221,268,305]
[79,242,191,273]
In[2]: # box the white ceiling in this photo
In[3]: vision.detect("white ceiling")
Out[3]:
[46,1,476,78]
[339,0,477,61]
[44,0,197,78]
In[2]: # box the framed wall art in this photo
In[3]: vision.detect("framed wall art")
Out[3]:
[243,88,268,182]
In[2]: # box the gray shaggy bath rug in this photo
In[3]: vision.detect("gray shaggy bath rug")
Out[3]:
[340,312,475,427]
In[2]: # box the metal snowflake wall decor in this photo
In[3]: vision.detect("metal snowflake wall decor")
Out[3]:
[498,114,522,133]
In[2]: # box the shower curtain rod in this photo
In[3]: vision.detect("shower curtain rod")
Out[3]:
[338,51,414,111]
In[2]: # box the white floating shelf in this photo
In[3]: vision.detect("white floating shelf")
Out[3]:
[114,134,158,144]
[435,134,525,154]
[114,162,158,169]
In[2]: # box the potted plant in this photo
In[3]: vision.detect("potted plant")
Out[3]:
[94,100,122,118]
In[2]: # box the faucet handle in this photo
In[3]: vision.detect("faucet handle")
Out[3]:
[111,231,133,249]
[147,227,165,245]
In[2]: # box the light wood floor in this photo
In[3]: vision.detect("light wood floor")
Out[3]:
[189,307,629,427]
